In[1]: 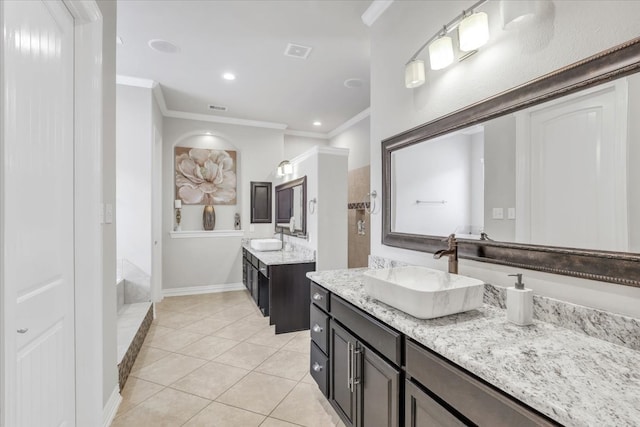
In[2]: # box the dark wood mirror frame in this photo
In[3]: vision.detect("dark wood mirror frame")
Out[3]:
[382,37,640,288]
[275,176,307,238]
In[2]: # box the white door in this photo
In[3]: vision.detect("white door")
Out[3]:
[515,81,628,251]
[2,1,76,426]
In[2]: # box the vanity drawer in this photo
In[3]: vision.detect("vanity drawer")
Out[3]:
[405,340,557,427]
[258,261,269,277]
[310,282,330,312]
[330,295,402,366]
[310,303,329,353]
[310,341,329,397]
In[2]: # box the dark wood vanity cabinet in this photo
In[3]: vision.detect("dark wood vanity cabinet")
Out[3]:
[405,340,558,427]
[310,282,401,427]
[242,250,267,314]
[309,280,560,427]
[243,248,314,333]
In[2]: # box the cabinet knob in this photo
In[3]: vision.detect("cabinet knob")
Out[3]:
[312,362,323,372]
[312,324,323,333]
[312,293,323,301]
[17,328,28,334]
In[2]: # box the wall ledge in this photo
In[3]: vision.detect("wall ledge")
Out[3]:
[170,230,244,239]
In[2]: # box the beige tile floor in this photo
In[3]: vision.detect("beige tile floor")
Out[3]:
[112,290,345,427]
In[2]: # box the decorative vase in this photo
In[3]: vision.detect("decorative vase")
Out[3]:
[203,205,216,230]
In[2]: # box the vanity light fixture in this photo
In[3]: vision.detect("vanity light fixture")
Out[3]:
[405,59,426,88]
[277,160,293,177]
[428,33,455,70]
[458,10,489,52]
[404,0,490,88]
[501,0,536,29]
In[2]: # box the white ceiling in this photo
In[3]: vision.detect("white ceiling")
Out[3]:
[116,0,373,134]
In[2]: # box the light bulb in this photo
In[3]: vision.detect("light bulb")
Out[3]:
[459,12,489,52]
[428,36,454,70]
[405,60,426,88]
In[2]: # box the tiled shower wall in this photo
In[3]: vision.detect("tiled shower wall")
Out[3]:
[348,165,371,268]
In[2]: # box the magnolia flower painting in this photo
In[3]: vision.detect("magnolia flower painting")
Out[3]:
[175,147,237,205]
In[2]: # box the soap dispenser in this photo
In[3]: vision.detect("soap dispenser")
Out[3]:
[506,273,533,326]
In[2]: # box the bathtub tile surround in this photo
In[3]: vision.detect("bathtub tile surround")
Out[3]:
[118,258,151,304]
[309,268,640,426]
[113,290,345,426]
[118,303,153,390]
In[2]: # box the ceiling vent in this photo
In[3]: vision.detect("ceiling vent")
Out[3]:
[284,43,312,59]
[208,104,228,112]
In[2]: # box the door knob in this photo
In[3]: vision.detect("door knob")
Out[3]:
[17,328,28,334]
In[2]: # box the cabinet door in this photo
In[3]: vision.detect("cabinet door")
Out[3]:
[251,266,259,304]
[405,380,467,427]
[330,320,357,427]
[251,181,272,223]
[358,343,400,427]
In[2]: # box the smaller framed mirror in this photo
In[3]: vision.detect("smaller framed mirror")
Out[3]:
[275,176,307,237]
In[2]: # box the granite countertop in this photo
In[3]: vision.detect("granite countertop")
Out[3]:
[307,268,640,427]
[243,242,315,266]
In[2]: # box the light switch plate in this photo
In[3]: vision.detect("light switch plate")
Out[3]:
[492,207,504,220]
[507,207,516,220]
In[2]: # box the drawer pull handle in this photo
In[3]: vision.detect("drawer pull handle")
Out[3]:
[312,324,323,333]
[312,362,323,372]
[312,293,323,301]
[259,267,267,272]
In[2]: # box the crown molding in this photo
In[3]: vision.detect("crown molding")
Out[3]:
[116,75,156,89]
[164,109,287,130]
[152,84,169,115]
[362,0,394,27]
[116,75,363,133]
[284,129,330,139]
[327,107,370,139]
[290,145,349,164]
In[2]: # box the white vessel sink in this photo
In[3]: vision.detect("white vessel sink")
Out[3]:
[250,238,282,251]
[363,266,484,319]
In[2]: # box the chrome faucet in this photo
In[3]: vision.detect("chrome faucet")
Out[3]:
[433,233,458,274]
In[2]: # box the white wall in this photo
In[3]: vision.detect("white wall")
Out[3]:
[274,146,349,271]
[330,116,370,171]
[162,117,283,290]
[97,0,118,407]
[284,134,328,159]
[116,85,153,275]
[370,1,640,317]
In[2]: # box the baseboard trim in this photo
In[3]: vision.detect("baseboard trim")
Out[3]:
[103,385,122,427]
[162,282,245,297]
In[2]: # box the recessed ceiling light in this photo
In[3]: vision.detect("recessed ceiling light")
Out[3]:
[344,78,364,89]
[313,121,322,127]
[222,72,236,81]
[148,39,180,54]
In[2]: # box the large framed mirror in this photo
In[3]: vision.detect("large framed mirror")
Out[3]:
[382,37,640,288]
[275,176,307,237]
